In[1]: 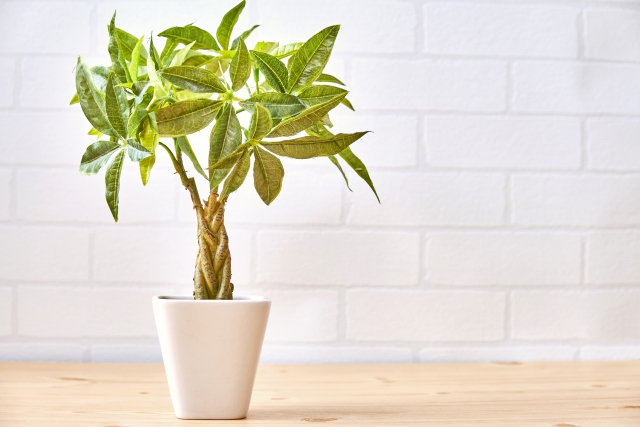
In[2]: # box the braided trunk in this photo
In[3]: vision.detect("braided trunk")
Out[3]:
[192,191,233,300]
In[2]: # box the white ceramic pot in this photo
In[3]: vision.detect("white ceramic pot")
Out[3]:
[152,295,271,420]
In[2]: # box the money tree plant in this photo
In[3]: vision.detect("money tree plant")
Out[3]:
[71,1,378,300]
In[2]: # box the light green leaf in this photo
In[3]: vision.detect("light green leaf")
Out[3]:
[339,146,379,202]
[341,97,355,111]
[128,36,144,82]
[139,116,159,185]
[287,25,339,93]
[170,41,196,67]
[231,25,259,50]
[266,92,346,137]
[158,25,220,50]
[230,38,251,91]
[328,154,352,191]
[209,104,242,189]
[160,38,179,67]
[216,0,245,50]
[108,13,131,83]
[209,143,249,170]
[316,73,345,85]
[261,131,368,159]
[75,58,115,137]
[115,28,148,61]
[126,139,152,162]
[105,71,129,138]
[253,146,284,205]
[239,92,305,118]
[204,56,231,77]
[69,93,79,105]
[175,90,214,101]
[149,35,162,70]
[220,147,251,200]
[272,42,304,59]
[182,54,215,67]
[297,85,347,107]
[155,99,223,136]
[160,66,226,93]
[251,50,288,93]
[175,135,208,180]
[254,41,278,53]
[249,103,272,140]
[105,149,125,222]
[127,93,152,136]
[80,140,121,175]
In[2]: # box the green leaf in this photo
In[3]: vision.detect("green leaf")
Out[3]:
[155,99,223,136]
[339,146,379,203]
[160,66,226,93]
[209,143,249,170]
[261,131,368,159]
[127,93,152,136]
[230,38,251,91]
[69,92,79,105]
[108,13,131,83]
[209,104,242,189]
[204,56,232,77]
[169,41,196,67]
[158,25,220,50]
[253,146,284,205]
[287,25,339,93]
[254,41,279,53]
[216,0,245,50]
[266,92,346,137]
[182,54,215,67]
[175,135,208,180]
[80,140,121,175]
[249,103,272,140]
[239,92,305,118]
[126,139,152,162]
[149,35,162,70]
[341,97,355,111]
[139,116,159,185]
[328,155,352,191]
[297,85,348,107]
[75,58,115,137]
[272,42,304,59]
[220,147,251,200]
[105,149,125,222]
[128,36,144,82]
[115,28,148,62]
[316,73,345,85]
[251,51,288,93]
[105,72,129,138]
[231,24,259,51]
[160,38,179,67]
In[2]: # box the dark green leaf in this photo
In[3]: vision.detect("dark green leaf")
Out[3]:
[328,155,352,191]
[75,58,115,137]
[230,38,251,91]
[209,104,242,189]
[105,72,129,137]
[115,28,148,61]
[155,99,223,136]
[80,140,121,175]
[231,24,259,50]
[216,0,245,50]
[158,25,220,50]
[287,25,339,93]
[272,42,304,59]
[297,85,347,107]
[253,146,284,205]
[266,92,346,137]
[220,147,251,200]
[315,73,345,85]
[249,103,272,140]
[126,139,152,162]
[261,131,368,159]
[239,92,305,118]
[251,50,288,93]
[175,135,208,180]
[108,13,131,83]
[105,149,125,222]
[149,35,162,70]
[339,146,379,202]
[159,66,226,93]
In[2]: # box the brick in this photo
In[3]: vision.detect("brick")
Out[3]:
[347,173,504,227]
[512,290,640,342]
[19,57,77,109]
[426,116,581,169]
[419,346,576,362]
[257,231,419,286]
[427,233,581,286]
[0,168,11,220]
[0,227,89,281]
[347,290,505,342]
[513,61,640,114]
[0,2,92,54]
[0,343,86,362]
[0,57,15,108]
[330,114,418,168]
[425,4,577,58]
[587,232,640,285]
[260,346,412,364]
[584,8,640,61]
[513,175,640,227]
[18,286,169,337]
[257,0,415,53]
[259,290,338,343]
[580,346,640,361]
[91,344,162,363]
[587,118,640,171]
[16,168,176,224]
[351,59,506,112]
[0,287,11,336]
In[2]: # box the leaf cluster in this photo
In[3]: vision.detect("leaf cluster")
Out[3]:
[72,1,377,221]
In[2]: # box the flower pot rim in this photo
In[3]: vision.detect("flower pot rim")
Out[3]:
[153,295,270,303]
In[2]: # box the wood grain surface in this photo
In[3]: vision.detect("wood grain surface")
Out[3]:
[1,361,640,426]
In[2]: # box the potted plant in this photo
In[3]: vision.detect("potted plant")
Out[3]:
[71,1,377,420]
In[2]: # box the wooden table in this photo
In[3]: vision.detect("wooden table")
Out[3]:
[1,361,640,426]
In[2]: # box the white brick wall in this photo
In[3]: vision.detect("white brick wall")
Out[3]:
[2,0,640,363]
